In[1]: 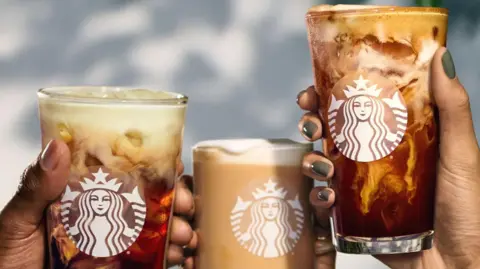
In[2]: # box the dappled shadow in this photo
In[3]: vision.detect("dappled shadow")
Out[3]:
[4,0,480,149]
[8,0,311,148]
[0,1,479,269]
[445,0,480,29]
[326,0,368,4]
[150,0,232,32]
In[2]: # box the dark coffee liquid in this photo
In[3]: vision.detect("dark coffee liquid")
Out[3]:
[47,181,175,269]
[327,139,437,237]
[306,8,447,239]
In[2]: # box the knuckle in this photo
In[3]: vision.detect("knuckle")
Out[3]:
[440,152,479,180]
[304,111,318,119]
[455,90,471,111]
[312,150,327,158]
[0,215,32,241]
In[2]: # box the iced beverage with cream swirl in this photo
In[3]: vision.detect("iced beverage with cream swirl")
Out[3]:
[38,87,187,268]
[306,5,448,254]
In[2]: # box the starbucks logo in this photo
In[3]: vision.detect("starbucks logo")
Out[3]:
[328,74,408,162]
[230,179,304,258]
[60,167,146,257]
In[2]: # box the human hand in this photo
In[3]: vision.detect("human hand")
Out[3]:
[308,178,336,269]
[297,47,480,269]
[167,174,197,269]
[0,139,197,269]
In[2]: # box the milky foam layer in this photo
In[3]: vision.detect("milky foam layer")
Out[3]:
[308,4,381,12]
[38,86,186,103]
[193,139,313,165]
[307,4,447,15]
[38,87,187,181]
[38,86,187,134]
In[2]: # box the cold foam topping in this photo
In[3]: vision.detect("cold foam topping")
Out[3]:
[305,3,447,125]
[38,87,187,183]
[306,3,447,51]
[193,139,313,165]
[306,8,447,45]
[307,4,447,14]
[308,4,382,12]
[38,95,186,131]
[38,86,186,102]
[38,86,187,132]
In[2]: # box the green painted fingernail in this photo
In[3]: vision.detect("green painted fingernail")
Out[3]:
[302,121,318,139]
[442,49,456,79]
[317,189,330,201]
[311,161,331,177]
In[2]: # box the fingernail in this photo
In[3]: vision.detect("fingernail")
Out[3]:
[40,140,57,171]
[296,89,307,104]
[442,49,456,79]
[317,189,330,201]
[311,161,331,177]
[302,121,318,139]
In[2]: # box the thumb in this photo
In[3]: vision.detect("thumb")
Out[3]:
[430,47,478,162]
[0,139,70,238]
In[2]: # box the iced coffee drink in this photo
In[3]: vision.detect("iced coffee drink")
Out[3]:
[305,5,448,254]
[38,86,187,268]
[193,139,314,269]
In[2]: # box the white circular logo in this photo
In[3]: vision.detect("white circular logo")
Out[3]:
[328,74,408,162]
[60,167,146,257]
[230,179,304,258]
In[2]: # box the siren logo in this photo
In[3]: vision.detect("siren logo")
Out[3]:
[328,74,408,162]
[60,168,146,257]
[230,179,304,258]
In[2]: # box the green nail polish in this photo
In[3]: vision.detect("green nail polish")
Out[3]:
[442,49,456,79]
[302,121,318,139]
[311,161,331,177]
[317,189,330,201]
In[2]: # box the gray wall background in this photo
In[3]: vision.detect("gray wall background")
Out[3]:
[0,0,478,268]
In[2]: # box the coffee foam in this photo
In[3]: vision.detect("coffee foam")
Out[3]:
[308,4,381,12]
[193,139,313,166]
[38,87,187,182]
[38,86,186,102]
[38,87,186,132]
[306,8,447,45]
[305,5,447,125]
[307,4,447,14]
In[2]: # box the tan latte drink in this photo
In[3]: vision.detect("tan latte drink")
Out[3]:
[38,87,187,268]
[193,139,314,269]
[306,5,448,254]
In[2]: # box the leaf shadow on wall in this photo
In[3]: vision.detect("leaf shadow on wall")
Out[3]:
[14,0,311,148]
[11,0,480,146]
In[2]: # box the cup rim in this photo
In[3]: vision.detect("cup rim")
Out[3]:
[192,138,313,152]
[306,5,448,17]
[37,86,188,105]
